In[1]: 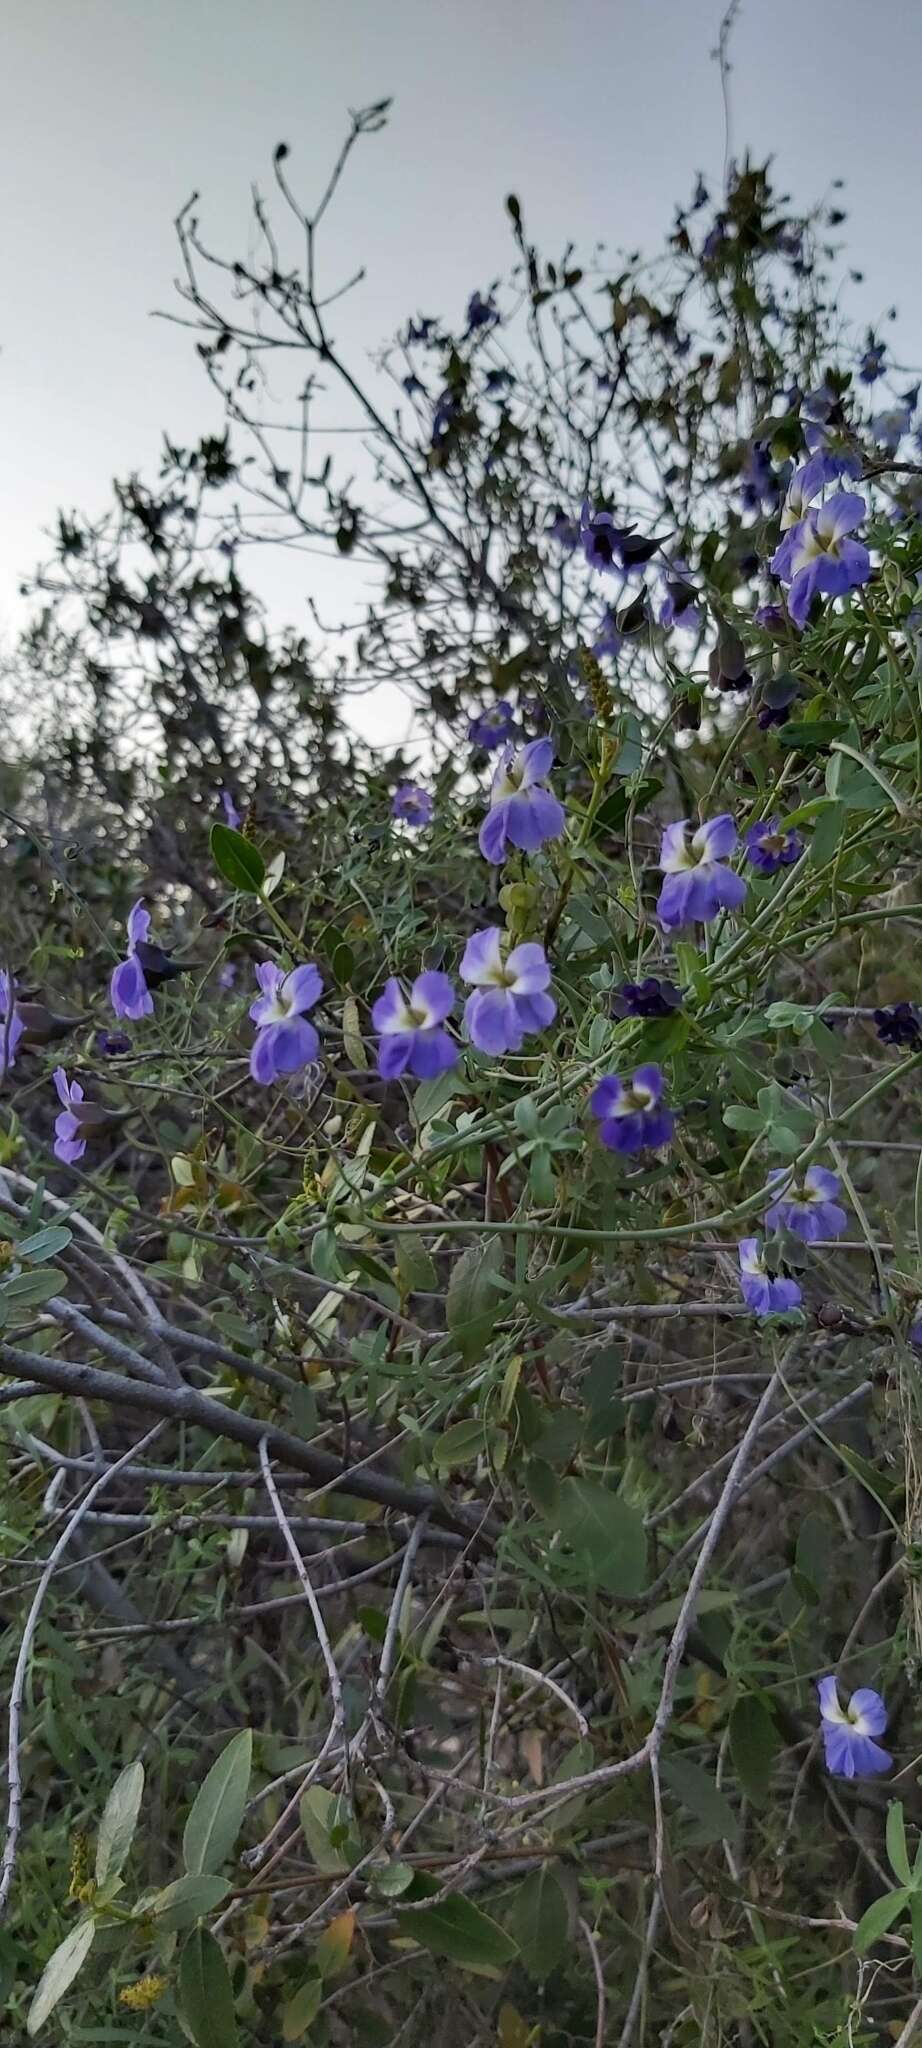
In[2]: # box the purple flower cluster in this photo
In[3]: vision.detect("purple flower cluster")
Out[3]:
[0,974,24,1080]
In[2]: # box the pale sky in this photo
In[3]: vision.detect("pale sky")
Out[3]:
[3,0,920,744]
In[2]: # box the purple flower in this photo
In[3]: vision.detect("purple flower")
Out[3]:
[770,492,871,630]
[745,817,803,874]
[740,442,778,513]
[0,974,24,1080]
[95,1030,131,1057]
[405,316,437,346]
[469,701,517,750]
[612,977,683,1020]
[220,789,242,831]
[817,1677,891,1779]
[392,785,433,828]
[591,609,623,660]
[546,509,580,552]
[764,1166,848,1243]
[590,1064,675,1155]
[657,816,747,929]
[466,291,499,333]
[737,1238,802,1316]
[249,962,322,1085]
[110,902,155,1021]
[780,454,845,530]
[479,739,565,865]
[53,1067,88,1164]
[218,962,238,992]
[874,1002,922,1049]
[431,389,459,447]
[580,502,628,575]
[754,602,787,637]
[460,928,555,1054]
[658,560,699,632]
[372,971,457,1081]
[859,341,886,384]
[872,405,913,454]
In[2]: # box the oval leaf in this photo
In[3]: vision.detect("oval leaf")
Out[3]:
[145,1872,230,1931]
[183,1729,252,1875]
[398,1893,517,1974]
[555,1477,647,1594]
[210,822,266,894]
[28,1920,95,2035]
[178,1928,238,2048]
[509,1863,568,1982]
[729,1695,778,1808]
[96,1757,144,1886]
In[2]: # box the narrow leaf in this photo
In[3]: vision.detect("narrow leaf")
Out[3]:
[95,1758,144,1886]
[27,1920,96,2035]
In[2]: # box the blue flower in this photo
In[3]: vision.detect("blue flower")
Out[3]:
[392,785,433,827]
[657,816,747,929]
[404,316,437,345]
[658,560,699,631]
[53,1068,88,1165]
[469,701,516,750]
[95,1030,131,1057]
[460,928,555,1054]
[591,610,623,660]
[0,974,25,1080]
[745,817,803,874]
[111,902,155,1021]
[764,1166,848,1243]
[817,1676,891,1778]
[431,390,460,448]
[872,405,913,453]
[545,509,580,552]
[580,502,629,575]
[874,1002,921,1049]
[770,491,870,630]
[737,1238,802,1316]
[590,1064,675,1155]
[372,971,457,1080]
[613,977,683,1020]
[780,454,847,530]
[220,789,242,831]
[860,340,886,384]
[479,739,565,865]
[466,291,499,333]
[249,963,322,1085]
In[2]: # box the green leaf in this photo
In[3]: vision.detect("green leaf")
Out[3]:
[509,1864,568,1982]
[183,1729,252,1875]
[27,1919,96,2035]
[299,1786,352,1872]
[886,1801,912,1886]
[16,1225,72,1262]
[433,1419,485,1471]
[395,1238,437,1295]
[3,1268,66,1307]
[446,1238,505,1365]
[554,1477,647,1594]
[178,1928,238,2048]
[412,1069,460,1124]
[368,1859,415,1898]
[911,1892,922,1975]
[281,1975,323,2041]
[398,1892,517,1974]
[661,1755,739,1845]
[729,1696,778,1807]
[809,801,845,867]
[854,1887,910,1953]
[95,1758,144,1886]
[144,1873,231,1931]
[209,822,266,893]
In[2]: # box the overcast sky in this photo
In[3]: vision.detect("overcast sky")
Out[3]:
[3,0,921,743]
